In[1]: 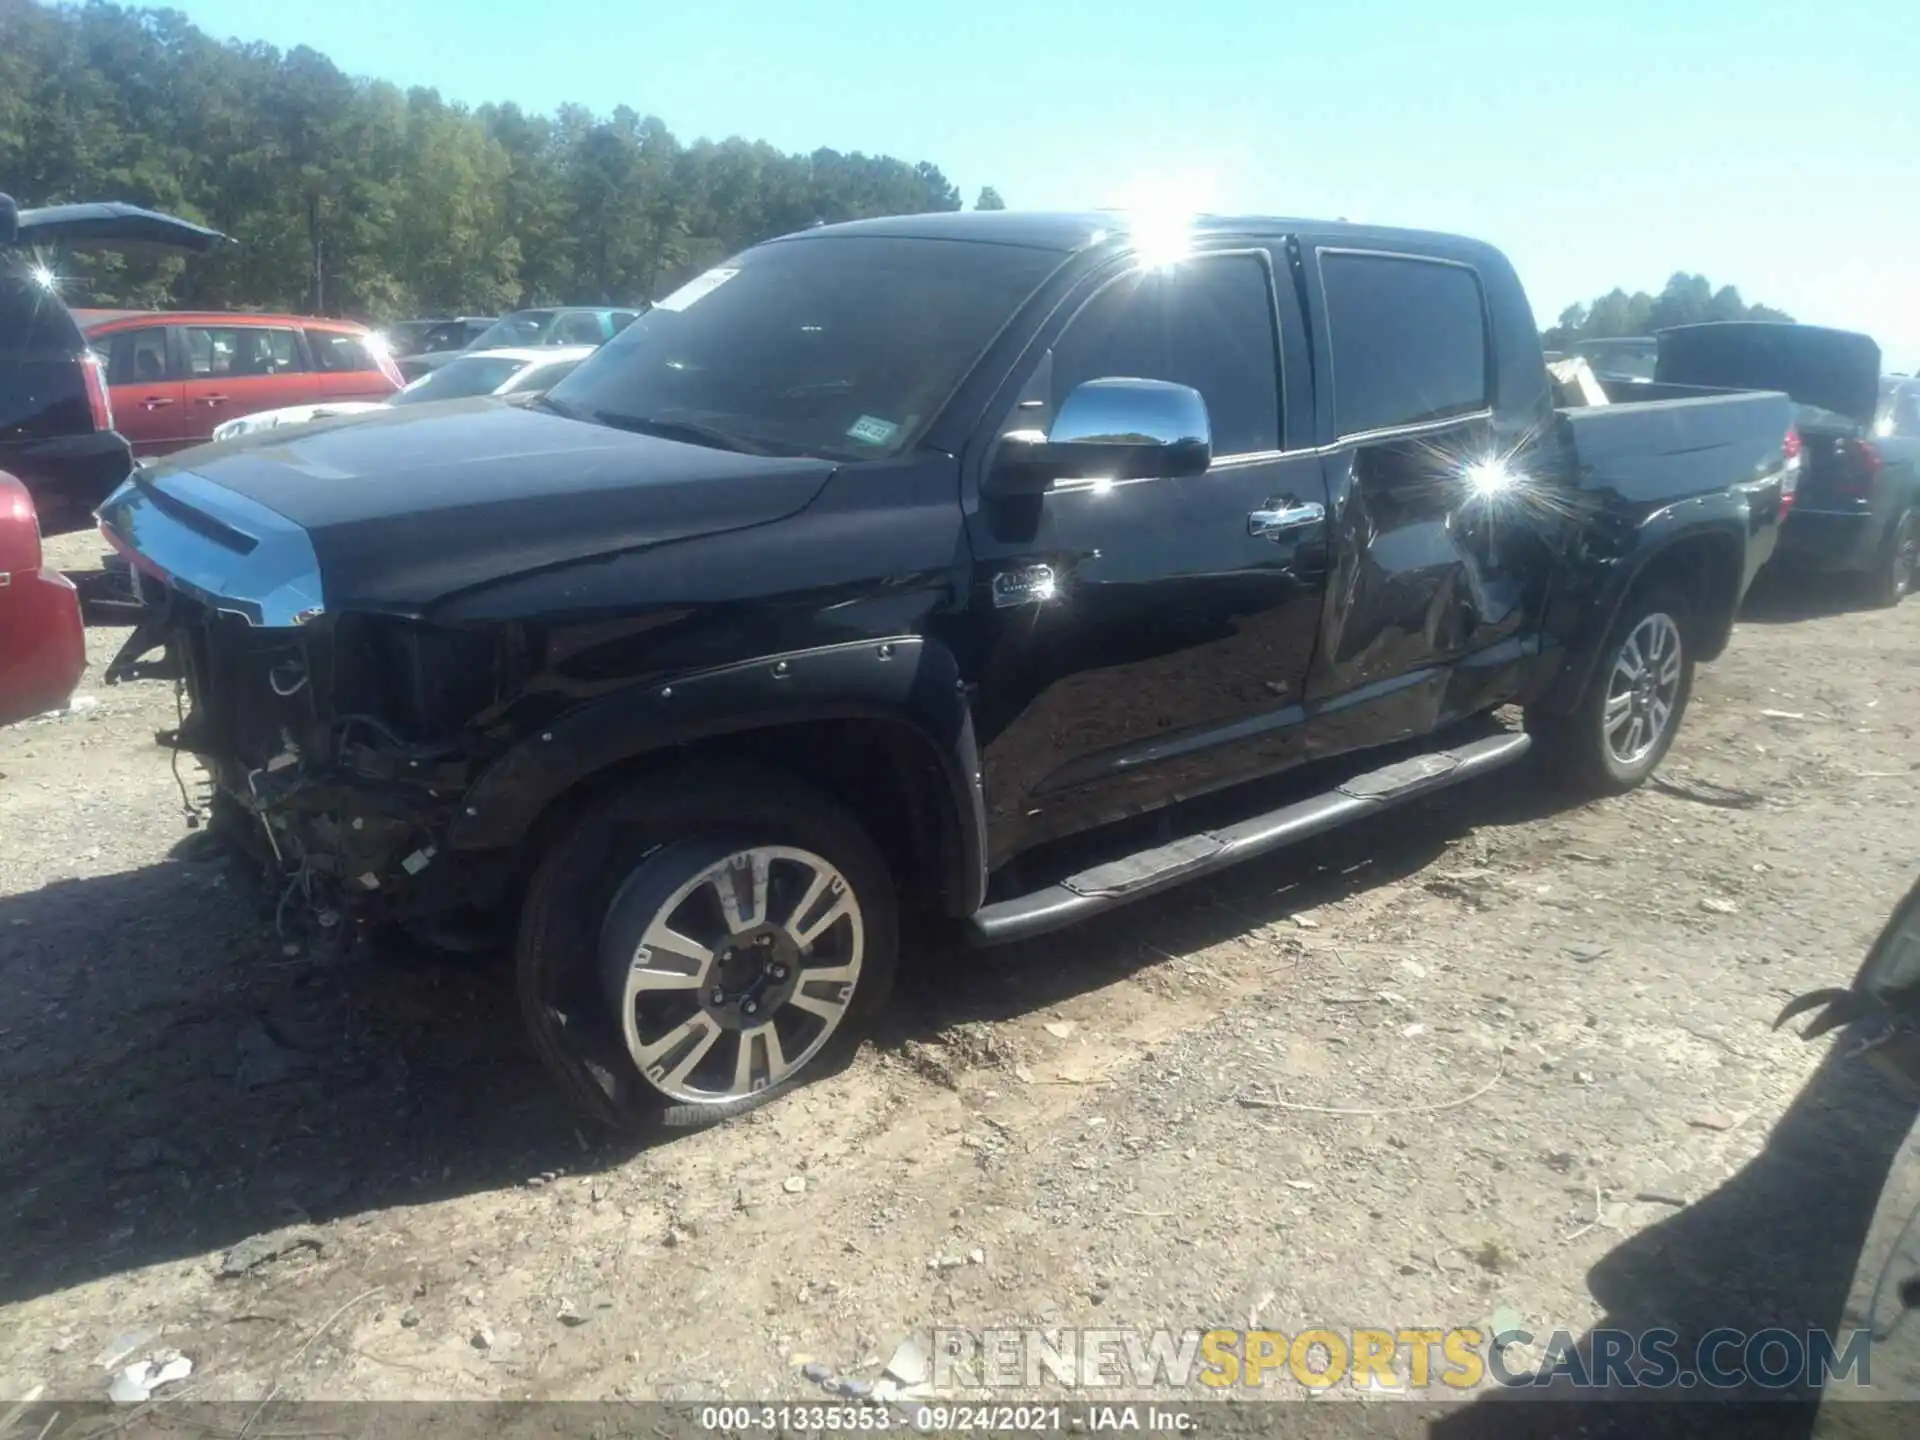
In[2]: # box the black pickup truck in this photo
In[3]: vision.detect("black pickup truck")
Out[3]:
[97,212,1796,1130]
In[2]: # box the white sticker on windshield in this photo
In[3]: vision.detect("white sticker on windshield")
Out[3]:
[654,267,739,312]
[846,415,900,446]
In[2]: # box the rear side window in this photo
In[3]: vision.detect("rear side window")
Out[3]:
[0,272,89,440]
[106,327,170,385]
[1050,254,1282,456]
[182,325,307,377]
[1321,252,1489,437]
[309,330,381,373]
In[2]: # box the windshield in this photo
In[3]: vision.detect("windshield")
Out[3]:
[469,311,553,349]
[390,354,524,405]
[546,236,1061,460]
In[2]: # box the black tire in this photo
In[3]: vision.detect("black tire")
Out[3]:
[1529,586,1695,796]
[515,764,898,1135]
[1867,509,1918,609]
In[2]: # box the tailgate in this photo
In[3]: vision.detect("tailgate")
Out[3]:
[1559,390,1794,506]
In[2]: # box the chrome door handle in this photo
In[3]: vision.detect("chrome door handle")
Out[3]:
[1248,499,1325,538]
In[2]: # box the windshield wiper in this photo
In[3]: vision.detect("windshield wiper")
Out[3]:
[585,410,795,457]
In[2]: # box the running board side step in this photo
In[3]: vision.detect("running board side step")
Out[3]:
[964,730,1532,946]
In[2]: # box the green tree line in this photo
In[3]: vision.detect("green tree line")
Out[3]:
[1543,272,1793,350]
[0,0,998,319]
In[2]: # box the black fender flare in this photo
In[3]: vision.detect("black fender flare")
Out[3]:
[446,634,989,915]
[1533,496,1753,716]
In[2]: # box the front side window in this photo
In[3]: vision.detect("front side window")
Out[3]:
[547,236,1062,460]
[1321,252,1489,437]
[1048,254,1282,457]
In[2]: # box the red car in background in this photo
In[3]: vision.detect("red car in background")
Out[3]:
[75,310,404,456]
[0,471,85,726]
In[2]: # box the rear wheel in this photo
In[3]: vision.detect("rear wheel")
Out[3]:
[515,766,898,1134]
[1867,509,1917,609]
[1530,588,1694,795]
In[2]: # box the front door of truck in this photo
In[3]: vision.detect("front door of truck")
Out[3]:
[1295,244,1544,749]
[963,248,1330,867]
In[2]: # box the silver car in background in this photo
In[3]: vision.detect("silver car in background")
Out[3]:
[209,345,595,442]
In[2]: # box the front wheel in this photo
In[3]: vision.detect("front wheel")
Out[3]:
[1867,509,1917,609]
[515,766,899,1133]
[1530,589,1694,795]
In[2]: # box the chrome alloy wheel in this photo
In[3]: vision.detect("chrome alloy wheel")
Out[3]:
[605,845,864,1105]
[1602,612,1684,768]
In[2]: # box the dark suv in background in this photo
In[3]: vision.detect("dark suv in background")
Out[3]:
[0,193,226,534]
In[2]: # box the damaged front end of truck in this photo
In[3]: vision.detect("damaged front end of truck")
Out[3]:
[98,475,545,951]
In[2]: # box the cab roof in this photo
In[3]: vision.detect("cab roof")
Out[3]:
[782,209,1501,260]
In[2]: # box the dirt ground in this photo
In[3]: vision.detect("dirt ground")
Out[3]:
[4,530,1920,1424]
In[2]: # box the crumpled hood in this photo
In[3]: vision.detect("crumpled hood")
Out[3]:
[105,399,838,617]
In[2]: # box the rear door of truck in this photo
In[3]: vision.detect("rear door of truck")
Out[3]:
[1292,240,1544,740]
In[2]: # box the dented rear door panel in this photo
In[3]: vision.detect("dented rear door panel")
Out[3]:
[1295,241,1563,750]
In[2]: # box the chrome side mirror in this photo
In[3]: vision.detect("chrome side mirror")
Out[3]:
[985,377,1212,496]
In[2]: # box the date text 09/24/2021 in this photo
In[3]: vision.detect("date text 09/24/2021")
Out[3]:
[696,1406,1186,1432]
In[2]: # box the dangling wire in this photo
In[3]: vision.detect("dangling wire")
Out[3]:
[170,677,202,829]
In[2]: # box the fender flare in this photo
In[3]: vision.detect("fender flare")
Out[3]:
[1534,497,1752,716]
[446,634,989,915]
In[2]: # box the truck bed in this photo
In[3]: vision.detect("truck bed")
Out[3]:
[1558,383,1795,510]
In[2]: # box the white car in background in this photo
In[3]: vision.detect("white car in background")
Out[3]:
[209,345,596,442]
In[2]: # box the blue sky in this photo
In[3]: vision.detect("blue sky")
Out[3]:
[149,0,1920,368]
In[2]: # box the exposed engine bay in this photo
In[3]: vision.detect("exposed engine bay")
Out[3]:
[106,581,542,949]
